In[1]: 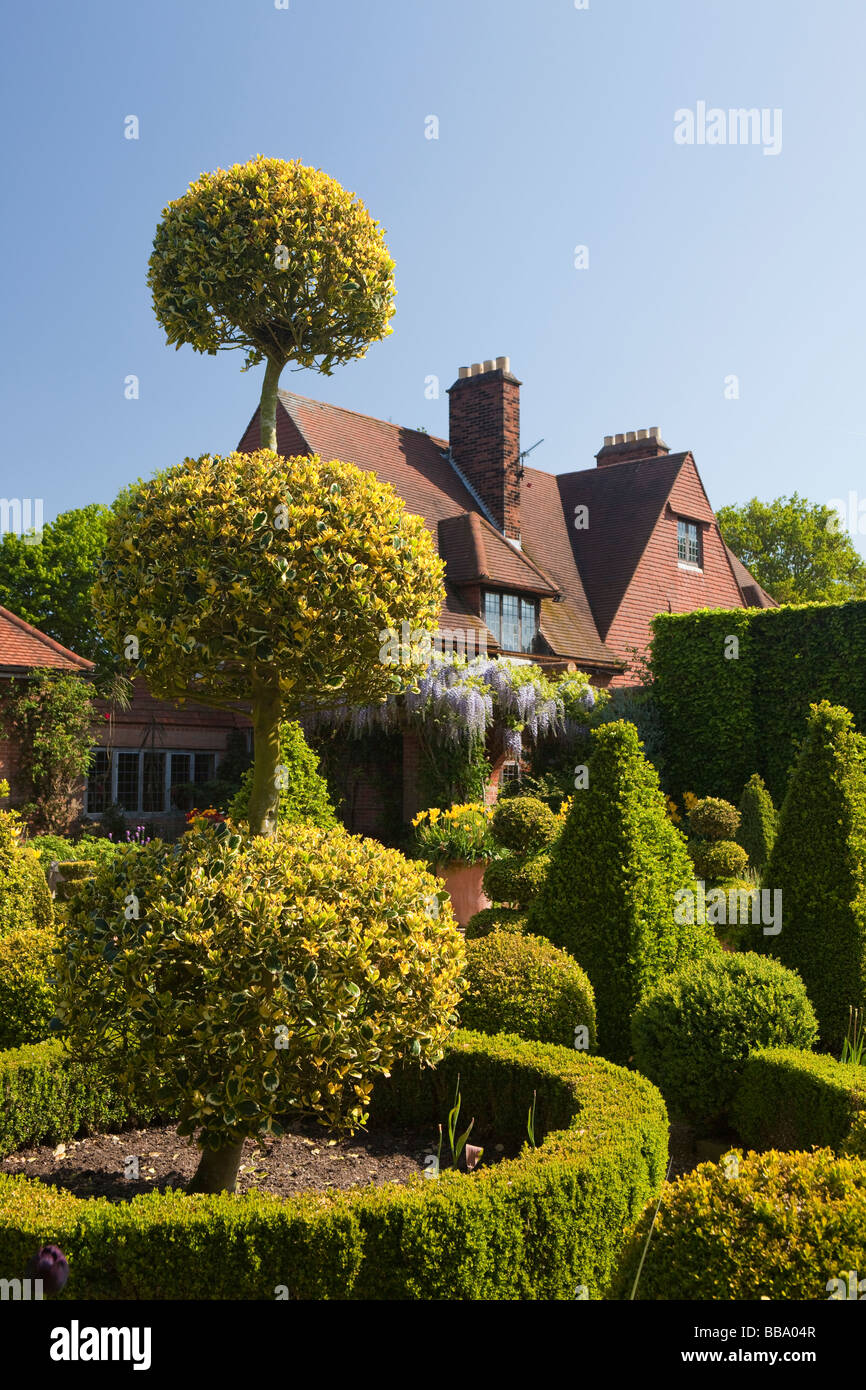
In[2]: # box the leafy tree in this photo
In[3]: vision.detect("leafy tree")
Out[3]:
[147,156,396,449]
[0,671,96,832]
[56,822,465,1192]
[92,449,444,836]
[528,720,717,1062]
[716,494,866,605]
[0,505,110,660]
[762,701,866,1047]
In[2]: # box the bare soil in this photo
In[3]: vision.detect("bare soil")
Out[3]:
[1,1121,513,1201]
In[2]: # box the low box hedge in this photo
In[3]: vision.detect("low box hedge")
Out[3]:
[0,1041,159,1158]
[0,1030,668,1300]
[733,1046,866,1156]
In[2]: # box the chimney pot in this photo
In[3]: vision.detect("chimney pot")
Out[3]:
[483,359,496,372]
[650,426,660,438]
[458,366,470,379]
[603,435,614,446]
[470,362,483,376]
[615,434,625,445]
[626,431,637,443]
[637,428,648,440]
[495,355,510,372]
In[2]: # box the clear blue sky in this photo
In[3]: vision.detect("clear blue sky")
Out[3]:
[3,0,864,554]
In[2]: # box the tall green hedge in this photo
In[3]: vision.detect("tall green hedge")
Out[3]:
[761,701,866,1047]
[651,599,866,803]
[528,720,717,1062]
[0,1031,668,1300]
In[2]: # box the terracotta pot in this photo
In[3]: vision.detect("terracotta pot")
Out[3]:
[436,860,490,928]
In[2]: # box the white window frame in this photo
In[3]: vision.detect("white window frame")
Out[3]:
[85,748,221,817]
[677,518,703,570]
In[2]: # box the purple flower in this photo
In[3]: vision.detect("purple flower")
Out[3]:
[26,1243,69,1294]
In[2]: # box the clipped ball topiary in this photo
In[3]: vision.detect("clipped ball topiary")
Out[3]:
[0,926,59,1049]
[688,796,740,841]
[688,839,749,881]
[55,822,465,1194]
[615,1148,866,1301]
[737,773,777,875]
[483,853,549,910]
[631,951,819,1128]
[490,796,558,854]
[464,907,525,940]
[459,931,596,1049]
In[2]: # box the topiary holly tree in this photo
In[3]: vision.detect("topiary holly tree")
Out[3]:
[147,155,396,450]
[93,449,444,835]
[55,823,465,1193]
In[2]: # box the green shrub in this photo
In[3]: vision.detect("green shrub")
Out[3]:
[459,932,596,1049]
[0,1041,159,1159]
[55,822,465,1190]
[229,719,337,829]
[28,834,123,871]
[733,1046,866,1154]
[0,810,54,935]
[483,853,549,910]
[761,700,866,1046]
[528,720,717,1063]
[688,839,749,880]
[464,906,525,939]
[614,1148,866,1300]
[710,878,762,950]
[0,1030,668,1299]
[631,952,819,1127]
[737,773,777,874]
[22,849,53,929]
[688,797,740,840]
[0,927,58,1049]
[490,796,557,854]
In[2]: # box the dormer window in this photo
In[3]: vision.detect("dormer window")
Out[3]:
[677,519,702,568]
[483,591,538,653]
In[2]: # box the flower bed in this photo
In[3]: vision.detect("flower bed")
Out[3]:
[0,1030,667,1300]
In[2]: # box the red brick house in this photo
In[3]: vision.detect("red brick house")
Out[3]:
[0,606,249,830]
[238,357,774,689]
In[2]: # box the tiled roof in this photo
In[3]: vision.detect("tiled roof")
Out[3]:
[438,513,559,595]
[558,454,694,639]
[237,391,622,671]
[0,606,94,674]
[724,544,778,609]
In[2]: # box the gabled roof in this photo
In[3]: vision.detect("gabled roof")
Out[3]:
[237,391,622,671]
[0,606,94,675]
[557,453,695,639]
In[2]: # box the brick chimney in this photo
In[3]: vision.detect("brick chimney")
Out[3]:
[595,427,670,466]
[447,357,522,541]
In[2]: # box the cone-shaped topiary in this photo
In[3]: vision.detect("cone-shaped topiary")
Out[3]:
[527,720,717,1062]
[761,701,866,1047]
[229,719,337,829]
[0,811,54,936]
[737,773,777,875]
